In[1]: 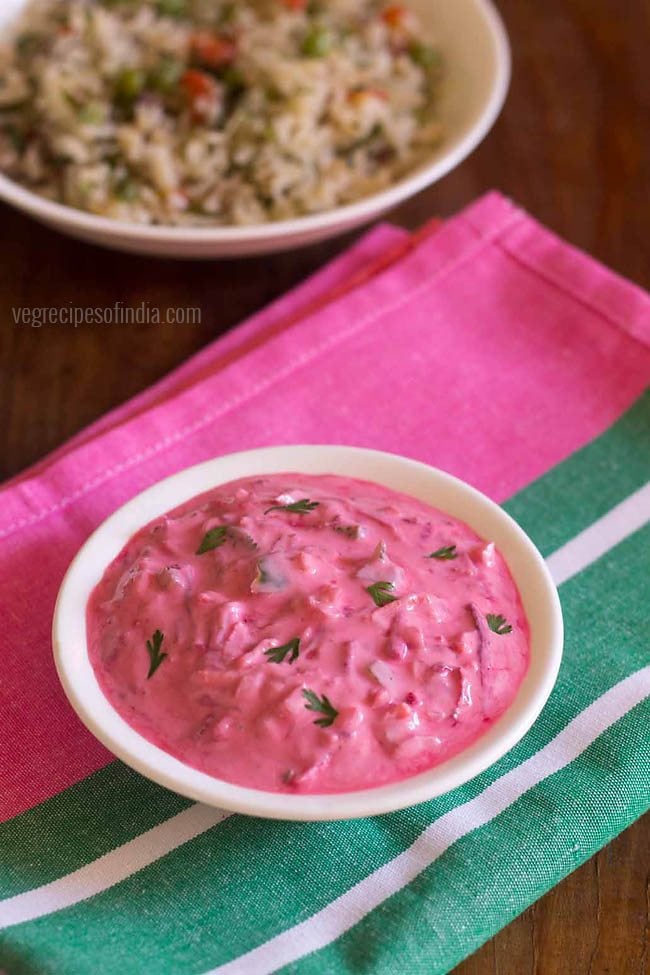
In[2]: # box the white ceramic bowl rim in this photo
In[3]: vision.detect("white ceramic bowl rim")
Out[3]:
[53,445,563,821]
[0,0,511,246]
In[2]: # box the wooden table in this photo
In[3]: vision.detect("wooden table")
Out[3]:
[0,1,647,971]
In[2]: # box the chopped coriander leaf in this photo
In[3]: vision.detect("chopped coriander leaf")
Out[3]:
[366,580,397,607]
[264,637,300,664]
[408,42,441,69]
[218,2,236,25]
[16,32,43,57]
[148,56,184,93]
[303,688,338,727]
[63,91,82,111]
[222,65,246,92]
[196,525,229,554]
[228,527,257,550]
[427,544,457,560]
[145,629,167,678]
[345,122,383,154]
[264,498,320,515]
[157,0,187,16]
[115,176,138,202]
[486,613,513,635]
[333,523,360,538]
[301,27,332,58]
[4,126,26,153]
[265,85,283,103]
[78,103,104,125]
[114,67,145,105]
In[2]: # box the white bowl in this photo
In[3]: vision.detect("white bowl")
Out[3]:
[0,0,509,257]
[53,445,563,820]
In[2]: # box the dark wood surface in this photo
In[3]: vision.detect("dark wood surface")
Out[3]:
[0,1,647,971]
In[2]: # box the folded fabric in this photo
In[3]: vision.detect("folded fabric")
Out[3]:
[0,193,648,975]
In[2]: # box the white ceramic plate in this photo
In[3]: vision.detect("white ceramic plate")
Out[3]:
[53,445,563,820]
[0,0,510,257]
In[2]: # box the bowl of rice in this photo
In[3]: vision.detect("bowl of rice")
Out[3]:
[0,0,510,257]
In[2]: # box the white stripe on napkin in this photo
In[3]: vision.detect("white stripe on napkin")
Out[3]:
[0,805,229,929]
[545,482,650,586]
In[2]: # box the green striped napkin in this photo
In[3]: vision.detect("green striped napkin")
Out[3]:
[1,397,648,975]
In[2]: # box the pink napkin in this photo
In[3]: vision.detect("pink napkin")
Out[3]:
[2,192,649,819]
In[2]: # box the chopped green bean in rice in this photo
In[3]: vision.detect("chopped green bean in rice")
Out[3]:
[0,0,444,226]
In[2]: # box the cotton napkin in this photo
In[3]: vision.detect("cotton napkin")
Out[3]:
[0,193,648,975]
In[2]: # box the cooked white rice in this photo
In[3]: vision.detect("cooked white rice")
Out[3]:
[0,0,444,225]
